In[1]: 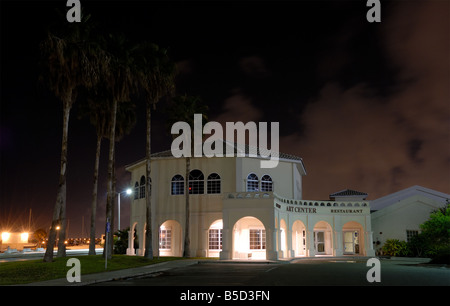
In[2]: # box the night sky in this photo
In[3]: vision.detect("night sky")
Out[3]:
[1,0,449,238]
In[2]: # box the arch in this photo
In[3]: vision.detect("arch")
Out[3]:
[127,222,139,255]
[261,174,273,192]
[292,220,306,257]
[207,219,223,257]
[232,216,266,260]
[246,173,259,191]
[171,174,184,195]
[313,221,333,255]
[159,220,182,257]
[207,173,221,194]
[189,169,204,194]
[342,221,364,255]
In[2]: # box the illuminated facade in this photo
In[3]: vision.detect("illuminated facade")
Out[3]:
[125,143,375,260]
[0,231,30,251]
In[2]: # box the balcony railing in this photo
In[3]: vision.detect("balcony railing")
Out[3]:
[225,191,274,199]
[224,191,369,208]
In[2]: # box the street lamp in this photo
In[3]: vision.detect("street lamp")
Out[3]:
[117,188,132,232]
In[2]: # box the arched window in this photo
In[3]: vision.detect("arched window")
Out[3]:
[171,174,184,195]
[134,182,139,200]
[247,173,259,191]
[139,176,146,199]
[189,169,204,194]
[261,175,273,192]
[207,173,221,194]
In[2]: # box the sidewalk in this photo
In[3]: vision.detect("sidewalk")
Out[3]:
[23,259,200,286]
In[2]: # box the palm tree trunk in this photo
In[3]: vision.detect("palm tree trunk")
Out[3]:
[183,156,191,257]
[144,104,153,259]
[104,99,117,260]
[44,98,71,262]
[89,134,102,255]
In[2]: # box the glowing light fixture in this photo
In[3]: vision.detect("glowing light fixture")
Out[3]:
[21,232,29,242]
[1,232,10,242]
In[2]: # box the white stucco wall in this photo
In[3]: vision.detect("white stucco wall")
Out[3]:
[371,194,447,253]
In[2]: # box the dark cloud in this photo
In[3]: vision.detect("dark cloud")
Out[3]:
[280,0,450,200]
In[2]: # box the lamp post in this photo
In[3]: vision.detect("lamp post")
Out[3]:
[117,188,132,232]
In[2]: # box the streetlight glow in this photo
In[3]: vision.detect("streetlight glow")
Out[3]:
[21,232,29,242]
[126,188,132,195]
[1,232,10,242]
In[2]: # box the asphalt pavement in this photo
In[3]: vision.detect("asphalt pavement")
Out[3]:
[4,253,449,286]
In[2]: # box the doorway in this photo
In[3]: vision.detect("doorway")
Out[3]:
[343,231,359,254]
[314,231,325,254]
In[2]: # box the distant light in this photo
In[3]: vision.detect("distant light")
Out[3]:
[126,188,132,195]
[1,232,10,242]
[21,232,29,242]
[56,226,60,230]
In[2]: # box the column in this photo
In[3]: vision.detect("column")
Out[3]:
[287,228,294,258]
[126,229,134,255]
[306,230,315,257]
[334,230,343,256]
[198,228,208,257]
[137,225,146,256]
[276,226,283,259]
[365,231,375,256]
[265,227,279,261]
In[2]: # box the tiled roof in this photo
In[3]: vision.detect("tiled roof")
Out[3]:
[146,141,304,162]
[329,189,368,197]
[126,140,306,170]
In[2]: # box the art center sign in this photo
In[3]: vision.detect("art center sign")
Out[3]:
[284,205,367,215]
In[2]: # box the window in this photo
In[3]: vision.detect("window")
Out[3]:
[209,229,222,250]
[159,227,172,250]
[261,175,273,192]
[249,229,266,250]
[207,173,221,194]
[171,174,184,195]
[189,169,204,194]
[406,230,419,242]
[247,173,259,191]
[134,182,139,200]
[139,176,146,199]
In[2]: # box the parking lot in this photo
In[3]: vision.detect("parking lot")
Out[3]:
[94,257,449,286]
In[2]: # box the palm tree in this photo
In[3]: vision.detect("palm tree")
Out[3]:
[78,85,136,256]
[77,93,108,255]
[134,43,177,259]
[166,94,208,257]
[39,12,109,262]
[102,33,137,260]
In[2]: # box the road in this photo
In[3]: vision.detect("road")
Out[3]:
[93,258,449,286]
[0,248,103,263]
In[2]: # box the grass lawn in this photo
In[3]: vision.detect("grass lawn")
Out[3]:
[0,255,181,285]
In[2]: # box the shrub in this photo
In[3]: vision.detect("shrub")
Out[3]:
[382,239,410,257]
[429,245,450,264]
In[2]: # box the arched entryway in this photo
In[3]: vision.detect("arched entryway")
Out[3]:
[313,221,333,255]
[292,220,306,257]
[127,222,139,255]
[342,221,364,255]
[159,220,182,257]
[232,216,266,260]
